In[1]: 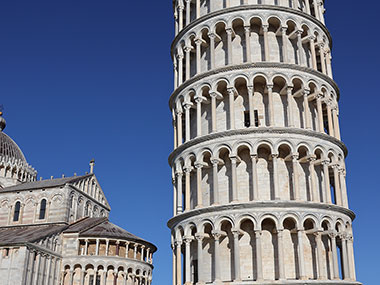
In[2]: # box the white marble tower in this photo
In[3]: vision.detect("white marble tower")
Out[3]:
[168,1,360,284]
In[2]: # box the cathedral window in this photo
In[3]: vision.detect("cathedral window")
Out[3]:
[13,201,21,222]
[39,199,47,220]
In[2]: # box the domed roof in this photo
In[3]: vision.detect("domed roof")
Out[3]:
[0,131,27,162]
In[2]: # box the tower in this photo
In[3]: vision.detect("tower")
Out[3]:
[168,1,360,285]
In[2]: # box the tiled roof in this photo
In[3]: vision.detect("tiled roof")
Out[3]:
[0,174,93,193]
[65,217,157,252]
[0,223,67,246]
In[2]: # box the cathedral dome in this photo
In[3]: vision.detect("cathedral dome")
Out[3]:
[0,113,37,187]
[0,132,27,162]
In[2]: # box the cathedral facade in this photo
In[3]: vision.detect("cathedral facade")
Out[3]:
[0,114,156,285]
[168,1,360,284]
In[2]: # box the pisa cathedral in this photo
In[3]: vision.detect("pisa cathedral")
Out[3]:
[0,113,156,285]
[168,1,360,285]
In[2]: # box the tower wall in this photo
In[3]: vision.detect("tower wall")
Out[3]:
[168,1,360,285]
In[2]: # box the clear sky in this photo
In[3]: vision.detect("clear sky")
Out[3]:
[0,1,379,284]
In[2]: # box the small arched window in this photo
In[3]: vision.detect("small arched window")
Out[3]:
[84,203,89,216]
[13,201,21,222]
[39,199,47,220]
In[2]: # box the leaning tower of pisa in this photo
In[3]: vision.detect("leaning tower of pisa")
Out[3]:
[168,1,360,284]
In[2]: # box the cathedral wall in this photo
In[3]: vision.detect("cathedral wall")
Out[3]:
[0,185,110,227]
[0,246,27,285]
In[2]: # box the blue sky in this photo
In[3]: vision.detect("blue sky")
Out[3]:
[0,1,379,284]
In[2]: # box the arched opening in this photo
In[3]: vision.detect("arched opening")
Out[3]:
[250,17,264,62]
[278,144,293,200]
[239,219,257,281]
[303,219,318,279]
[257,144,273,200]
[234,77,249,129]
[39,199,47,220]
[283,217,298,279]
[13,201,21,222]
[261,218,278,280]
[220,220,234,281]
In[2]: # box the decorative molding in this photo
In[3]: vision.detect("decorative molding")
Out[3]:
[168,127,347,164]
[169,62,340,107]
[172,5,332,52]
[167,201,356,229]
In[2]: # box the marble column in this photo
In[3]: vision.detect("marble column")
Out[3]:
[228,88,236,130]
[263,25,270,62]
[209,33,216,69]
[272,154,280,200]
[244,26,252,63]
[310,36,318,70]
[339,168,349,208]
[303,89,311,129]
[184,46,192,81]
[195,163,203,208]
[196,0,200,18]
[211,158,219,205]
[176,110,183,147]
[292,154,300,201]
[255,230,263,281]
[281,27,288,63]
[251,155,259,200]
[319,44,327,74]
[316,94,324,133]
[185,0,190,26]
[210,92,218,133]
[195,97,203,137]
[327,103,334,136]
[184,237,192,285]
[184,103,192,142]
[315,231,326,280]
[247,85,255,127]
[329,232,340,280]
[297,31,304,66]
[297,229,307,280]
[277,229,285,280]
[175,241,182,285]
[195,38,202,74]
[212,232,222,282]
[195,234,204,284]
[184,167,192,211]
[232,229,241,281]
[309,157,319,202]
[230,156,238,202]
[226,28,233,65]
[341,235,350,280]
[322,160,332,204]
[176,171,183,214]
[177,53,184,85]
[333,165,342,206]
[178,5,184,31]
[287,86,294,127]
[332,108,341,140]
[267,84,274,126]
[347,235,356,280]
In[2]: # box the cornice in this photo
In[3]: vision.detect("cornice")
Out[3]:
[167,201,356,229]
[168,127,347,165]
[169,62,340,108]
[171,5,332,53]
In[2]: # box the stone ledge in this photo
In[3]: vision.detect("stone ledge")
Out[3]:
[167,201,356,229]
[169,62,340,107]
[199,280,362,285]
[168,127,347,165]
[171,5,332,53]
